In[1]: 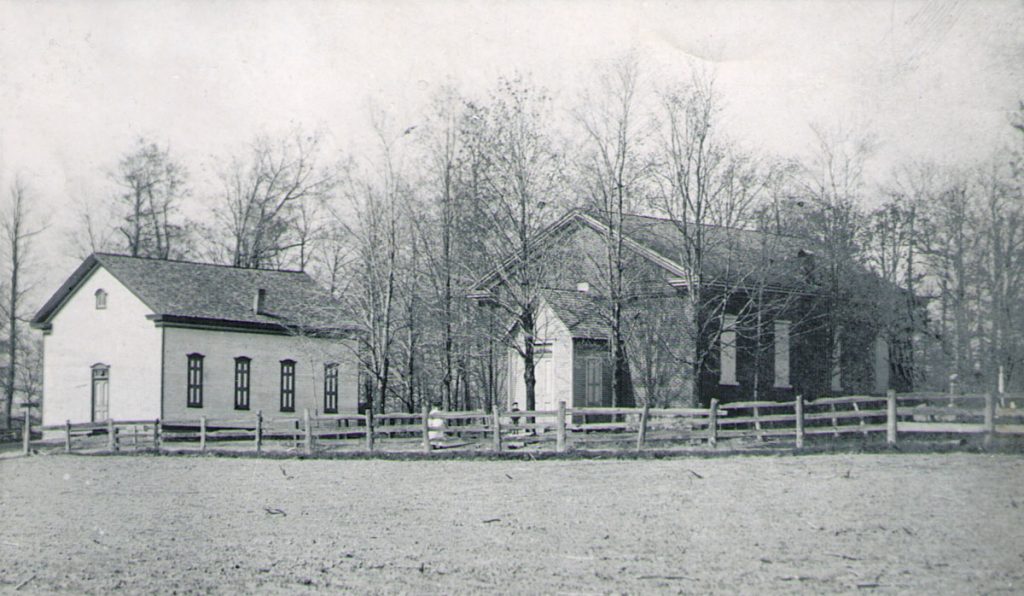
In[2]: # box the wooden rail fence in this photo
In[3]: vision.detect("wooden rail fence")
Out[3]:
[15,391,1024,456]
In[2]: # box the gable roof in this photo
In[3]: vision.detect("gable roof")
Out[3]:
[31,253,358,334]
[542,290,608,340]
[615,213,814,290]
[469,210,816,296]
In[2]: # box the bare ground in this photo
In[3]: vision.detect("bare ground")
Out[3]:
[1,453,1022,594]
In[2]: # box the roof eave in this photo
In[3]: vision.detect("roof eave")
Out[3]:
[148,314,363,337]
[30,255,101,327]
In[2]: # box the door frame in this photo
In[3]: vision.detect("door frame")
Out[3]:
[91,363,110,422]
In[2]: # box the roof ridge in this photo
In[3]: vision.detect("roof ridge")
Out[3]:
[93,253,309,275]
[585,210,810,241]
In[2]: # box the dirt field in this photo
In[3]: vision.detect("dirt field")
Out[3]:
[1,453,1022,594]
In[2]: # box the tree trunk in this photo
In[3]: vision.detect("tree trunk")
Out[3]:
[522,317,537,412]
[4,206,19,429]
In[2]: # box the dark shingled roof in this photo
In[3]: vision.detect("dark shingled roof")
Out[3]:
[31,254,357,334]
[470,210,818,297]
[542,290,608,340]
[615,213,813,290]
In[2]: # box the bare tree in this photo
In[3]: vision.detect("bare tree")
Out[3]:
[111,138,190,259]
[651,67,779,404]
[2,177,44,428]
[217,131,335,269]
[779,124,876,393]
[918,169,978,390]
[465,76,567,413]
[573,53,655,407]
[69,195,119,259]
[15,335,43,422]
[416,87,469,411]
[975,156,1023,393]
[331,115,415,415]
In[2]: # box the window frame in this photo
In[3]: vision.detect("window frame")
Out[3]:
[280,359,296,413]
[91,364,110,422]
[323,362,339,414]
[584,357,604,407]
[95,289,107,310]
[186,353,204,408]
[234,356,252,411]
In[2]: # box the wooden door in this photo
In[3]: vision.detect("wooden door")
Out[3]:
[92,365,109,421]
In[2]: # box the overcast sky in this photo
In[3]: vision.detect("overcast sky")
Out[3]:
[1,0,1022,307]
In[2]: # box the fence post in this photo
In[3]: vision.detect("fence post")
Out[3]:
[708,399,719,448]
[154,418,161,452]
[107,418,115,452]
[852,401,867,436]
[255,410,263,454]
[556,401,566,453]
[794,394,804,450]
[199,416,207,452]
[984,391,995,448]
[304,408,313,455]
[365,409,374,452]
[65,419,71,453]
[829,403,840,438]
[492,409,502,453]
[636,403,649,451]
[22,410,30,455]
[422,402,432,454]
[886,389,897,447]
[998,366,1005,408]
[753,404,763,441]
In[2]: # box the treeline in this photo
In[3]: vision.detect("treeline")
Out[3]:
[2,57,1021,425]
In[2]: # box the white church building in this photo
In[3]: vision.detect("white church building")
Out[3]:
[31,254,361,426]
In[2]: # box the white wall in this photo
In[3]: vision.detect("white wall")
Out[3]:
[507,300,573,412]
[42,267,163,426]
[162,326,359,420]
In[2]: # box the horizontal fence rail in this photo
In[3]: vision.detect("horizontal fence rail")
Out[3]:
[13,391,1024,457]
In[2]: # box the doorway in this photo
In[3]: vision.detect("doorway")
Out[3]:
[92,364,110,421]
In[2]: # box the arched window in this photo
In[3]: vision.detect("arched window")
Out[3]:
[95,289,108,310]
[186,353,204,408]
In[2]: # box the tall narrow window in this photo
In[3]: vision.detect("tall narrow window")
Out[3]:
[873,335,890,394]
[186,353,204,408]
[234,357,251,410]
[95,289,107,310]
[324,363,339,414]
[774,320,791,388]
[280,359,296,412]
[584,358,604,406]
[720,315,738,386]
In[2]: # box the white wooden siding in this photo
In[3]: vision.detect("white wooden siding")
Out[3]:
[162,326,359,420]
[41,266,163,426]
